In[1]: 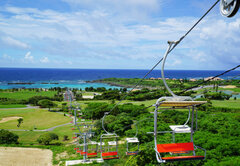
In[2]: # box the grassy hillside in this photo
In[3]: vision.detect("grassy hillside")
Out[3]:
[0,108,71,130]
[0,89,57,100]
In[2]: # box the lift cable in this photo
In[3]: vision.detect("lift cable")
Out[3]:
[101,59,163,134]
[108,64,240,140]
[179,64,240,94]
[102,0,221,134]
[228,73,240,79]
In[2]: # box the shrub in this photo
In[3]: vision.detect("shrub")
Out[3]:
[0,129,19,144]
[37,133,59,145]
[37,99,57,111]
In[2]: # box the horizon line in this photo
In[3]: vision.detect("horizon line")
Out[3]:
[0,67,239,71]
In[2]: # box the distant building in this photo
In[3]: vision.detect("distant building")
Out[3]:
[204,77,224,81]
[82,96,94,99]
[131,88,141,92]
[189,79,197,82]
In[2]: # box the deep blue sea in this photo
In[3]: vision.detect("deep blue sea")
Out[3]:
[0,68,239,89]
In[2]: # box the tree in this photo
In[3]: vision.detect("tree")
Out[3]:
[38,99,57,111]
[28,96,51,105]
[17,118,23,128]
[0,129,19,144]
[37,133,59,145]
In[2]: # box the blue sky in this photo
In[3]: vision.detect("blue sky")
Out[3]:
[0,0,239,70]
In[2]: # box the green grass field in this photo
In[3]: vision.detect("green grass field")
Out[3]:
[0,108,36,118]
[11,124,74,144]
[12,131,45,144]
[0,104,26,108]
[211,99,240,109]
[219,87,240,92]
[11,122,89,144]
[0,108,71,130]
[0,90,57,100]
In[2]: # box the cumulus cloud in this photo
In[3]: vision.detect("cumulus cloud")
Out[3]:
[40,57,49,63]
[2,54,14,61]
[1,36,30,49]
[24,51,34,62]
[0,4,240,69]
[198,18,240,67]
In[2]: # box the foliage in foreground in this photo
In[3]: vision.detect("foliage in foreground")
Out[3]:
[37,133,59,145]
[0,129,19,144]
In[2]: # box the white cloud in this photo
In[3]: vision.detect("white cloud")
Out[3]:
[0,5,240,69]
[40,57,49,63]
[24,51,34,62]
[167,59,182,67]
[1,36,30,49]
[2,54,14,61]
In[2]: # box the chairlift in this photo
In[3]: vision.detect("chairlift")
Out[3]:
[150,40,207,163]
[126,138,139,155]
[86,141,98,158]
[100,112,120,160]
[100,133,119,160]
[125,123,140,155]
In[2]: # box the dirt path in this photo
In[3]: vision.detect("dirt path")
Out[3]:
[0,147,52,166]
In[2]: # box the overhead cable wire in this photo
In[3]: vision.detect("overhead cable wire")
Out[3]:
[228,73,240,79]
[102,0,221,134]
[101,58,163,134]
[168,0,220,54]
[179,64,240,94]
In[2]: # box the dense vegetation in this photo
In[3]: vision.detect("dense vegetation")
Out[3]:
[81,102,240,166]
[37,133,59,145]
[0,78,239,165]
[0,129,19,144]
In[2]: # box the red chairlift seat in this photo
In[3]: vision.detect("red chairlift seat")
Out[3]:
[157,142,205,162]
[102,152,119,160]
[87,152,98,158]
[80,151,87,155]
[76,150,82,153]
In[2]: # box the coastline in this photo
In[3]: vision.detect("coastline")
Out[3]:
[87,80,131,88]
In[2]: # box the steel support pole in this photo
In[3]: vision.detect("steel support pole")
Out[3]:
[83,134,87,162]
[74,107,77,126]
[191,106,196,156]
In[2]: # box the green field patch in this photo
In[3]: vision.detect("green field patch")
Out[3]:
[82,92,102,96]
[12,131,45,144]
[0,90,57,100]
[0,108,35,119]
[219,87,240,93]
[0,109,71,130]
[52,124,76,143]
[0,104,26,108]
[211,99,240,109]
